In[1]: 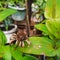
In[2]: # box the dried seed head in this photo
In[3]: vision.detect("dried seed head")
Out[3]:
[9,29,31,47]
[15,40,19,45]
[25,39,31,45]
[19,42,21,47]
[9,40,16,45]
[10,33,17,40]
[21,42,25,47]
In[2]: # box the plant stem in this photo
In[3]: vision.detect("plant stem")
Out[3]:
[25,0,30,37]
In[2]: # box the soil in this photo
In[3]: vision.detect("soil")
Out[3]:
[0,26,14,31]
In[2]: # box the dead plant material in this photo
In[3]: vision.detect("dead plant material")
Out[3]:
[9,29,31,47]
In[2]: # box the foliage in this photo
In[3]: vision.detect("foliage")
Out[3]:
[0,0,37,60]
[0,0,17,30]
[4,17,12,31]
[32,0,47,13]
[0,30,38,60]
[35,0,60,57]
[0,9,17,22]
[0,0,25,8]
[0,8,17,31]
[8,0,25,7]
[0,30,7,45]
[19,0,60,60]
[32,0,47,23]
[1,0,60,60]
[0,1,8,10]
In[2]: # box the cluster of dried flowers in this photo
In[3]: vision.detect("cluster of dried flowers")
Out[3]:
[9,29,31,47]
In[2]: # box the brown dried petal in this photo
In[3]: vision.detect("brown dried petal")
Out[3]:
[15,40,18,45]
[21,42,25,47]
[9,40,16,44]
[19,41,21,47]
[25,39,31,45]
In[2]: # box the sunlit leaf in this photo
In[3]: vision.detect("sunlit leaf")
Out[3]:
[19,37,55,57]
[0,30,7,45]
[45,0,60,19]
[10,46,23,60]
[0,8,17,22]
[35,23,48,34]
[46,20,60,39]
[3,46,12,60]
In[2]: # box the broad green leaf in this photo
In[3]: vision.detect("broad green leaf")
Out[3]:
[53,19,60,30]
[48,33,55,41]
[0,30,7,57]
[0,30,7,45]
[10,46,23,60]
[0,8,17,22]
[2,46,12,60]
[35,23,48,34]
[56,0,60,19]
[46,20,60,39]
[23,55,38,60]
[45,0,54,19]
[45,0,60,19]
[35,23,55,40]
[0,46,4,57]
[19,37,55,57]
[10,46,38,60]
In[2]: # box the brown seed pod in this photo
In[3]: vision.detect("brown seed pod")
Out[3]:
[9,29,31,47]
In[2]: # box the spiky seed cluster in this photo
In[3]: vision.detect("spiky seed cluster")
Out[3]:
[9,29,31,47]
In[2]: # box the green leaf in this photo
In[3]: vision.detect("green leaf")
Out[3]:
[10,45,38,60]
[0,30,7,45]
[23,55,38,60]
[56,0,60,19]
[0,8,17,22]
[45,0,60,19]
[0,30,7,57]
[35,23,55,40]
[19,37,55,57]
[46,20,60,39]
[35,23,48,34]
[3,46,12,60]
[45,0,54,19]
[0,43,12,60]
[10,46,23,60]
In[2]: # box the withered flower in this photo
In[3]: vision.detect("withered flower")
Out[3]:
[9,29,31,47]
